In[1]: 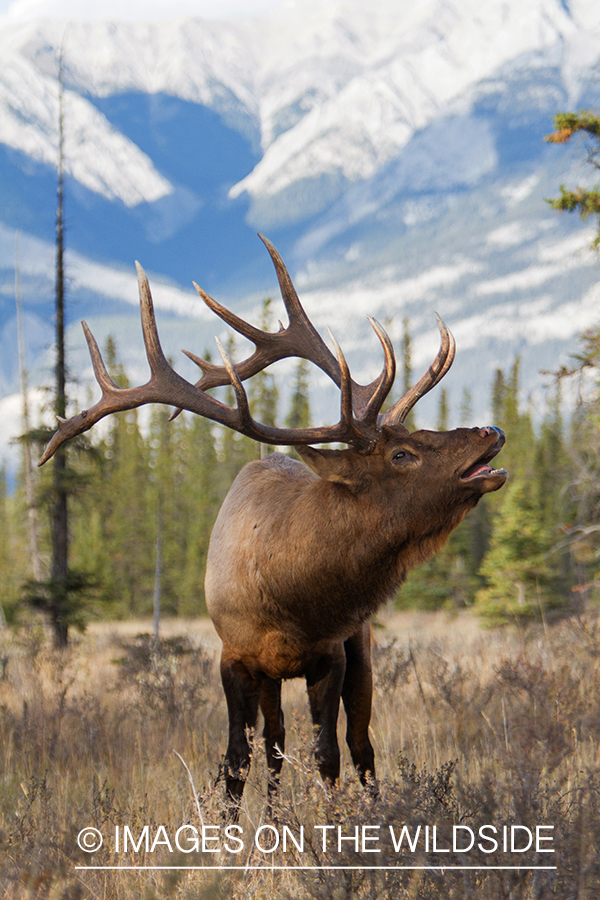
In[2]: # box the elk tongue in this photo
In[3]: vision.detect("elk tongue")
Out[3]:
[461,462,493,480]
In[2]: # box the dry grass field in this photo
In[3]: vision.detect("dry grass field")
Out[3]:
[0,609,599,899]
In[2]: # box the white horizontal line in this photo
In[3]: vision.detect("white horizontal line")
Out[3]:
[75,865,558,871]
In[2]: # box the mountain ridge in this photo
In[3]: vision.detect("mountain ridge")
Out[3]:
[0,0,600,473]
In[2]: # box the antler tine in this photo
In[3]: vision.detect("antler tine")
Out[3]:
[328,328,354,431]
[40,262,173,465]
[214,337,254,433]
[136,261,169,375]
[327,329,377,451]
[38,322,120,465]
[360,317,396,428]
[259,234,324,331]
[82,320,120,393]
[381,315,456,428]
[167,284,272,421]
[193,281,268,347]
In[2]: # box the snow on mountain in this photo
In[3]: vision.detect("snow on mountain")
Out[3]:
[0,50,172,205]
[1,0,600,476]
[232,0,590,227]
[5,0,598,222]
[1,0,283,23]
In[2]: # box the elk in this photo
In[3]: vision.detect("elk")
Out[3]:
[40,234,507,805]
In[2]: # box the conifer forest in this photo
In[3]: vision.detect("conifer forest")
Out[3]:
[1,312,599,635]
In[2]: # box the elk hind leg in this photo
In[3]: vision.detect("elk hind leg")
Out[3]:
[259,676,285,805]
[342,623,376,787]
[305,646,346,784]
[220,653,261,808]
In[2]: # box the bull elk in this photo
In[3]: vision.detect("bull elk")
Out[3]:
[40,235,507,805]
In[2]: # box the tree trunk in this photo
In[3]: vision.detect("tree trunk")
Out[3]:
[153,497,162,650]
[51,46,69,649]
[15,232,43,583]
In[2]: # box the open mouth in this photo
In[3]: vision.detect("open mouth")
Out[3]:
[460,430,507,483]
[461,461,507,481]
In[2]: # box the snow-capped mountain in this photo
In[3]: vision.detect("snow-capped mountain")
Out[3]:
[4,0,598,224]
[1,0,600,471]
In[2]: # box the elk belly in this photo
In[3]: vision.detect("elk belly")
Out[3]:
[242,633,342,680]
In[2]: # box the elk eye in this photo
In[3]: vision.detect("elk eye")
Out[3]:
[391,449,417,468]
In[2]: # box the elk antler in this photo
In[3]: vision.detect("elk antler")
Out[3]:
[38,237,455,466]
[174,234,395,422]
[380,314,456,427]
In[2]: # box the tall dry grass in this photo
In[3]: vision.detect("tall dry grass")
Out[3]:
[0,610,599,899]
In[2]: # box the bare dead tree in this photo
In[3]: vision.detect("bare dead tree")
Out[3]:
[49,44,70,648]
[15,232,43,583]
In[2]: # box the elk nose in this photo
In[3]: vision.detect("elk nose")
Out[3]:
[478,425,506,445]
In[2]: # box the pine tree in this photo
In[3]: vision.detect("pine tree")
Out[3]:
[218,333,257,486]
[401,318,416,432]
[286,358,310,430]
[71,338,154,617]
[487,357,534,484]
[436,388,449,431]
[550,325,600,600]
[545,110,600,599]
[177,412,221,616]
[474,481,560,624]
[474,360,567,623]
[250,298,279,455]
[545,111,600,247]
[285,358,311,461]
[459,387,473,425]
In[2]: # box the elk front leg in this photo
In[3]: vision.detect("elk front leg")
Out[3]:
[342,622,376,785]
[259,676,285,804]
[220,652,261,807]
[305,645,346,784]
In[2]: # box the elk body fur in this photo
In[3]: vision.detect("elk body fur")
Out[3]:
[207,425,506,797]
[39,235,508,805]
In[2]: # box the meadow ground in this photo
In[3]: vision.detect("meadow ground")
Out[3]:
[0,609,599,899]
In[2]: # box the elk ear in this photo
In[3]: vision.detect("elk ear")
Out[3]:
[296,445,361,486]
